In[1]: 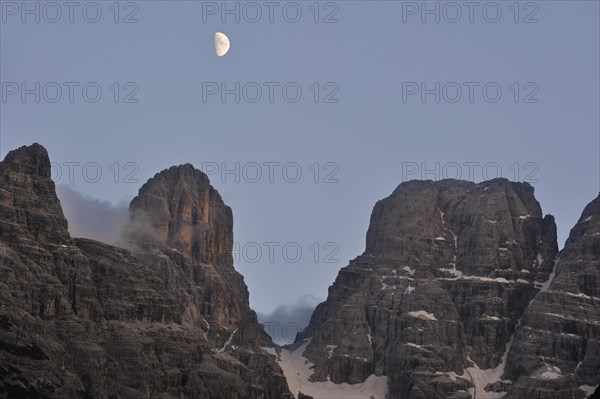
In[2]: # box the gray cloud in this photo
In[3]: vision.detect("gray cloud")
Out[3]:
[56,184,130,245]
[257,295,322,345]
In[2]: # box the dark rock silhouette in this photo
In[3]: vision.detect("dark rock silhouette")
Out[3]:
[297,179,598,398]
[1,143,597,399]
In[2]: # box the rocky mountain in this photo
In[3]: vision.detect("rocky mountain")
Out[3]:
[504,194,600,398]
[0,144,290,398]
[281,179,599,399]
[1,142,598,399]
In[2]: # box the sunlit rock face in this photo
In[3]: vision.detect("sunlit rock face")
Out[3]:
[0,144,291,399]
[297,178,561,399]
[126,164,245,332]
[128,164,233,266]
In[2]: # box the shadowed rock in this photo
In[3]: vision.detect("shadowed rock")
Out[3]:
[505,194,600,399]
[297,178,560,398]
[0,143,291,399]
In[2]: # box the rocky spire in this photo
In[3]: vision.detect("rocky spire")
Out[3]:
[0,143,70,244]
[128,164,233,266]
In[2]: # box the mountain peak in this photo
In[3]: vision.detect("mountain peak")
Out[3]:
[128,163,233,265]
[0,143,69,243]
[2,143,51,179]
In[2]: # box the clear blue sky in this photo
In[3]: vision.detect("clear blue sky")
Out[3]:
[2,0,599,315]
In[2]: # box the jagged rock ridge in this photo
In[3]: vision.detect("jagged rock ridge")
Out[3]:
[0,144,290,398]
[295,178,578,399]
[504,194,600,399]
[1,143,598,399]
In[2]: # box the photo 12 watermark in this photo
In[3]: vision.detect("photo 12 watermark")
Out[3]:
[1,1,140,24]
[201,81,340,104]
[201,1,339,24]
[201,161,340,184]
[110,240,340,264]
[233,241,340,264]
[50,161,140,184]
[1,82,140,104]
[401,82,540,104]
[401,161,540,183]
[400,1,539,24]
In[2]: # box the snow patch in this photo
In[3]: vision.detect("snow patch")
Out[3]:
[202,319,210,341]
[438,266,463,279]
[535,255,556,291]
[536,254,544,268]
[403,266,416,276]
[567,292,596,300]
[462,275,510,284]
[326,345,337,359]
[465,335,513,399]
[540,365,562,380]
[481,315,501,321]
[218,328,238,352]
[270,339,389,399]
[262,346,277,357]
[579,385,598,396]
[406,310,437,321]
[542,312,571,320]
[434,371,467,383]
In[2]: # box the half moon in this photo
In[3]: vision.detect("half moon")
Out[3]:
[215,32,230,57]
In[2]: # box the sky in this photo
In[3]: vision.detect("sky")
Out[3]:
[1,0,599,340]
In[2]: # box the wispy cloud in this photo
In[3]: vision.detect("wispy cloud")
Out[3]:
[56,184,129,245]
[257,295,322,345]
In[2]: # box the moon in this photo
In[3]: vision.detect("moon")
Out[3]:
[214,32,230,57]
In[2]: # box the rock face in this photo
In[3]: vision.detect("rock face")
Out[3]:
[0,143,69,245]
[0,144,290,398]
[128,164,232,266]
[296,179,562,398]
[126,164,250,341]
[504,194,600,399]
[2,143,598,399]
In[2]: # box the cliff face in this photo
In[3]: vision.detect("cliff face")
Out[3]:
[295,179,561,398]
[0,144,290,399]
[505,195,600,399]
[0,143,69,244]
[126,164,250,339]
[2,143,598,399]
[128,164,233,266]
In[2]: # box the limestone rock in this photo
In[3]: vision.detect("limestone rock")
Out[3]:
[505,195,600,399]
[0,144,291,399]
[297,178,559,399]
